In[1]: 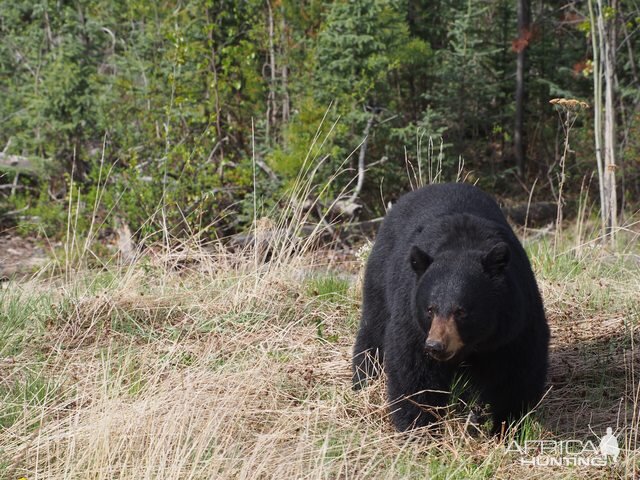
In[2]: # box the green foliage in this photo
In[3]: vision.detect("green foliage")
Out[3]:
[271,0,437,206]
[1,0,639,241]
[315,0,417,104]
[434,0,507,136]
[268,97,344,181]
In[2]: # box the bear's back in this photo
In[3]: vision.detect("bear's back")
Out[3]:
[375,183,510,257]
[388,183,507,230]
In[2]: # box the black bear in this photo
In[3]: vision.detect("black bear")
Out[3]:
[352,183,549,433]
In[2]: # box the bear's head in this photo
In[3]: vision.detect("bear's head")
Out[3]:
[409,243,510,362]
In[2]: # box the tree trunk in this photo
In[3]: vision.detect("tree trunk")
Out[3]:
[266,1,277,145]
[515,0,531,178]
[591,0,618,242]
[599,0,618,239]
[281,12,290,125]
[207,7,225,179]
[588,0,606,237]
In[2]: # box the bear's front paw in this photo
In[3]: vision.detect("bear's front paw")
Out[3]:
[352,349,382,390]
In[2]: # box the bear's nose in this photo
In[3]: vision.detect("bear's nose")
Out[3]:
[425,339,445,355]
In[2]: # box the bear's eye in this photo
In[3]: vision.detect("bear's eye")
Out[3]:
[426,306,435,316]
[453,307,466,318]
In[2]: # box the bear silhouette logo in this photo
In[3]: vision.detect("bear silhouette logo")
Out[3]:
[599,427,619,462]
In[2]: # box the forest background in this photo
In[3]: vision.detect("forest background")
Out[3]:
[0,0,639,244]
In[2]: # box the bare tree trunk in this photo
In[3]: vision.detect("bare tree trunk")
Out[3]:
[281,12,290,125]
[281,63,290,124]
[266,1,277,145]
[588,0,606,237]
[621,16,638,84]
[515,0,531,178]
[599,0,618,239]
[207,8,225,180]
[212,47,225,180]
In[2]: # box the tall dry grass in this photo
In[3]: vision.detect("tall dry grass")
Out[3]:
[1,211,639,479]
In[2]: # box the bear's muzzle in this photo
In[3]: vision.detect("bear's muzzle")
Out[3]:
[425,314,464,361]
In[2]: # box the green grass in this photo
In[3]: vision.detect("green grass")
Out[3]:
[0,286,52,357]
[306,274,351,299]
[0,372,57,430]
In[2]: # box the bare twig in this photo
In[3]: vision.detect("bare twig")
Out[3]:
[347,112,376,206]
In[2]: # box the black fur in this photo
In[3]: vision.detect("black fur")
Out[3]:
[352,183,549,433]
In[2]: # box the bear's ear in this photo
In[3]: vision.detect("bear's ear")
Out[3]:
[409,246,432,276]
[482,242,510,276]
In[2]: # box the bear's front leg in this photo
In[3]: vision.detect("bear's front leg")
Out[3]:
[475,346,547,436]
[352,278,389,389]
[385,325,454,431]
[489,393,530,436]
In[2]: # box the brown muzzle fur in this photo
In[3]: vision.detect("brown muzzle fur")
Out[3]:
[426,315,464,360]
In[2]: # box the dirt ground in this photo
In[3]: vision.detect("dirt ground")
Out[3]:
[0,234,50,280]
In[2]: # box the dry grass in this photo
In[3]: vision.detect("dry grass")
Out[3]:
[1,216,639,479]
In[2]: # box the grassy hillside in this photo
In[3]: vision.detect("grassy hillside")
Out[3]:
[1,214,639,479]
